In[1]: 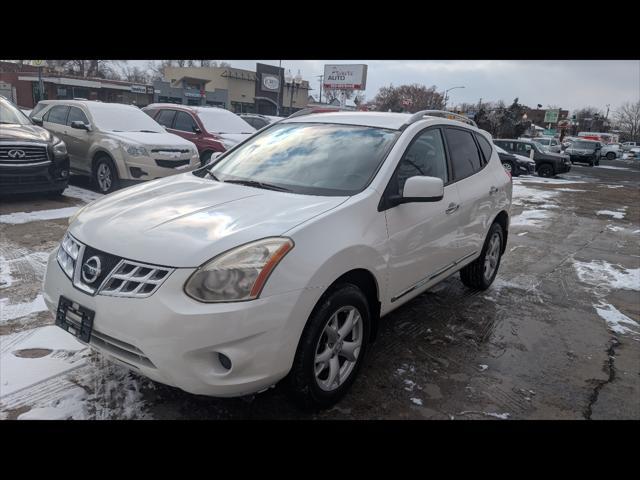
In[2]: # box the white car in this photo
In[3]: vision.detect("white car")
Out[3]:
[43,110,512,408]
[532,136,562,153]
[600,143,622,160]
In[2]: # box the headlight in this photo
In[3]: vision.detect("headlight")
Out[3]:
[52,136,67,156]
[121,143,150,157]
[57,232,82,279]
[184,237,294,303]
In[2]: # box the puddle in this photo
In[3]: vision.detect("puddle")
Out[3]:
[13,348,52,358]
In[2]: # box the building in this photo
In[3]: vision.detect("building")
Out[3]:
[0,61,154,108]
[155,65,312,114]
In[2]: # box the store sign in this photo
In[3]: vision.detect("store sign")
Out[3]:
[323,64,368,90]
[543,109,560,124]
[262,74,280,92]
[184,92,201,98]
[130,85,147,94]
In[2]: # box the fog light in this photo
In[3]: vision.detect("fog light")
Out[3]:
[218,353,232,370]
[60,170,69,178]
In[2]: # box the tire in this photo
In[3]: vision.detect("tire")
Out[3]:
[588,160,594,167]
[460,223,504,291]
[502,161,517,177]
[537,164,554,177]
[93,155,119,194]
[606,152,616,160]
[286,283,371,410]
[200,150,213,167]
[595,158,600,166]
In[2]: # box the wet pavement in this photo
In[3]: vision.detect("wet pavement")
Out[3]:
[1,159,639,420]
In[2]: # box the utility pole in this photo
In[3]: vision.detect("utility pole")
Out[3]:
[276,60,281,116]
[317,75,323,103]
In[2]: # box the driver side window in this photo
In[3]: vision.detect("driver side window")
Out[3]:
[394,128,448,196]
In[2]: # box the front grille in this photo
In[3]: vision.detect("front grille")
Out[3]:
[99,260,172,298]
[150,148,190,153]
[59,233,174,299]
[0,143,49,165]
[90,329,156,369]
[155,159,190,168]
[0,174,49,184]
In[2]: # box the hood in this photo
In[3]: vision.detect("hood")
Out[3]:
[110,131,194,148]
[218,133,253,148]
[0,123,53,143]
[70,173,347,267]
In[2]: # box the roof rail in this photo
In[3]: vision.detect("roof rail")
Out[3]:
[287,106,344,119]
[401,110,477,129]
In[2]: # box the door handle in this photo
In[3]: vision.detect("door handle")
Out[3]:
[445,203,459,214]
[489,186,499,195]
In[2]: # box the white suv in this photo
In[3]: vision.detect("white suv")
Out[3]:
[43,110,512,408]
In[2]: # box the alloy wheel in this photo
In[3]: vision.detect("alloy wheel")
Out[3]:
[97,163,112,192]
[483,232,501,282]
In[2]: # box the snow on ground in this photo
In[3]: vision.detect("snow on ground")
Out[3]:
[459,411,511,419]
[573,260,640,291]
[63,185,103,204]
[17,387,88,420]
[510,209,552,227]
[0,256,14,289]
[410,398,423,406]
[594,303,639,336]
[512,183,559,206]
[0,294,47,323]
[513,176,586,186]
[605,185,624,189]
[596,166,631,171]
[0,207,78,225]
[596,209,626,219]
[0,326,87,398]
[554,188,587,192]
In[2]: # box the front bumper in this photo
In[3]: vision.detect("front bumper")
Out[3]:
[119,153,200,181]
[42,249,316,397]
[515,161,536,175]
[569,154,596,164]
[0,155,69,194]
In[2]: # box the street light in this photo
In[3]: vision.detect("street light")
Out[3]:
[444,86,465,110]
[285,69,303,115]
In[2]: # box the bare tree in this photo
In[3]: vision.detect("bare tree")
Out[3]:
[614,101,640,141]
[372,84,445,113]
[45,60,121,79]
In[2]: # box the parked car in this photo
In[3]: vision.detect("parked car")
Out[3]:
[600,143,622,160]
[563,139,602,166]
[20,108,32,116]
[239,113,274,130]
[532,136,562,153]
[43,110,512,409]
[31,100,200,194]
[0,96,70,196]
[627,147,640,158]
[494,138,572,177]
[495,144,535,176]
[143,104,256,165]
[621,141,640,151]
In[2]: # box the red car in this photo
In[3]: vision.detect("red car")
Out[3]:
[142,104,256,165]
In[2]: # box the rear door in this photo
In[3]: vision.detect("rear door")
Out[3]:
[444,127,498,259]
[64,106,92,172]
[384,127,463,304]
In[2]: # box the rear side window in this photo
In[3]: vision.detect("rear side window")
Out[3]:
[45,105,70,125]
[475,133,493,165]
[173,111,198,132]
[143,108,158,118]
[156,109,176,128]
[66,107,89,126]
[444,128,482,181]
[494,140,513,152]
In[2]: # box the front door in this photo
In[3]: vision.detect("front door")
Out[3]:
[385,127,463,304]
[64,106,92,172]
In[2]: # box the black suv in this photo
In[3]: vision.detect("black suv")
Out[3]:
[563,139,601,166]
[494,139,572,177]
[0,96,70,195]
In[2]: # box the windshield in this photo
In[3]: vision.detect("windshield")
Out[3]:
[196,108,255,134]
[86,104,163,132]
[536,138,550,145]
[207,122,399,196]
[0,98,32,125]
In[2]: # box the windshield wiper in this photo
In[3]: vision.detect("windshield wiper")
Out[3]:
[223,179,291,192]
[204,170,219,181]
[134,130,159,133]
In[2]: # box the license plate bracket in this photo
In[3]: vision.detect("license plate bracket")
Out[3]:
[55,296,95,343]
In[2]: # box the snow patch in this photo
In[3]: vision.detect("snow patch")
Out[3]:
[511,209,551,227]
[0,294,48,323]
[596,165,631,171]
[594,303,639,336]
[573,260,640,291]
[410,398,423,406]
[17,387,88,420]
[596,210,626,219]
[62,186,103,204]
[0,257,14,289]
[0,207,78,225]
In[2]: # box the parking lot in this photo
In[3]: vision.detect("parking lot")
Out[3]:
[1,158,639,420]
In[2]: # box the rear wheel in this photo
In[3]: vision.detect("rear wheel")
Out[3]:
[286,284,370,410]
[606,151,616,160]
[460,223,504,290]
[538,164,554,177]
[502,161,517,177]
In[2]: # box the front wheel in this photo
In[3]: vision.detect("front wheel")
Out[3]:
[93,156,119,194]
[606,152,616,160]
[537,164,554,177]
[286,284,370,410]
[460,223,504,290]
[502,161,518,177]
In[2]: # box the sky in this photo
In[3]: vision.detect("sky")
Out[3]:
[136,60,639,113]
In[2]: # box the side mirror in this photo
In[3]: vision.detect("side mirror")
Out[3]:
[389,176,444,206]
[32,117,43,126]
[193,126,202,134]
[71,121,90,131]
[207,151,223,165]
